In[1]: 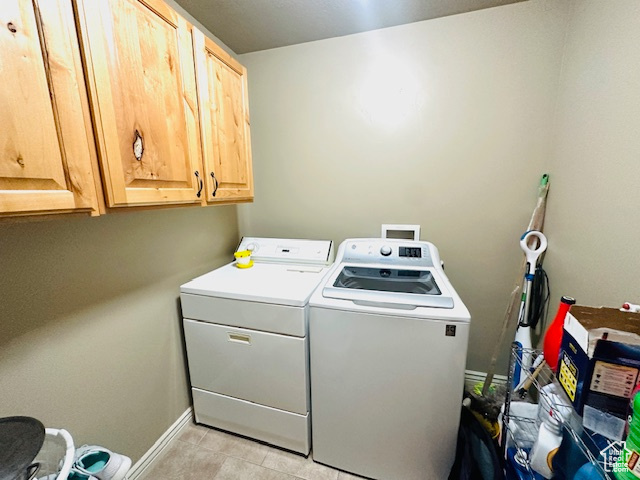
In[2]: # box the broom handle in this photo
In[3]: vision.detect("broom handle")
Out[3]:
[482,175,549,396]
[482,285,520,396]
[519,359,547,394]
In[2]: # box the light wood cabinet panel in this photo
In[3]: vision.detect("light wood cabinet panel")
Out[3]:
[193,29,254,203]
[75,0,204,207]
[0,0,101,217]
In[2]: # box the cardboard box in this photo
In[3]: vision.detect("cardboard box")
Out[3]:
[557,306,640,440]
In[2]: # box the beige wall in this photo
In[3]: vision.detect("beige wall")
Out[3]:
[544,1,640,309]
[0,206,238,461]
[238,0,572,372]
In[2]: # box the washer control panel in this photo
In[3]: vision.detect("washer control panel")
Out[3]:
[340,239,436,267]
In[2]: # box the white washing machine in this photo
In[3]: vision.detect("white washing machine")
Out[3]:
[309,238,470,479]
[180,237,333,455]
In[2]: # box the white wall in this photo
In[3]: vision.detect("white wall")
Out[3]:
[238,0,572,372]
[544,1,640,309]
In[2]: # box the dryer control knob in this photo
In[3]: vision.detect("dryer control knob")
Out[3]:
[380,245,392,256]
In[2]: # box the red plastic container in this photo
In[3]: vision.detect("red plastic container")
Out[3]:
[543,296,576,371]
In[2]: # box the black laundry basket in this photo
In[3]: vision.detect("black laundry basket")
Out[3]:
[449,407,504,480]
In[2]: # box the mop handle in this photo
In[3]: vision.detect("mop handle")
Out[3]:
[520,230,547,275]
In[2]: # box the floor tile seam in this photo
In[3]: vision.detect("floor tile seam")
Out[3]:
[258,451,316,471]
[193,429,208,445]
[177,432,327,478]
[179,431,207,447]
[150,438,228,477]
[260,458,341,480]
[170,438,250,469]
[214,454,308,480]
[192,439,269,467]
[145,438,318,480]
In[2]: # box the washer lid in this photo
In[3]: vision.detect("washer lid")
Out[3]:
[323,265,454,309]
[181,262,331,307]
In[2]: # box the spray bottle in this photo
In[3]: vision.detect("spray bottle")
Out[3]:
[542,296,576,372]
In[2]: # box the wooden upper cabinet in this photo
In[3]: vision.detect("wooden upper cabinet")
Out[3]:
[0,0,100,217]
[192,29,254,203]
[75,0,204,207]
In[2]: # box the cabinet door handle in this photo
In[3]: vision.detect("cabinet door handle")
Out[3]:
[210,172,219,197]
[195,171,203,198]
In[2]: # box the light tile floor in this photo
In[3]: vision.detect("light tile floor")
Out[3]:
[139,422,367,480]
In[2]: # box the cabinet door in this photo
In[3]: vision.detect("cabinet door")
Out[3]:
[0,0,100,217]
[75,0,204,207]
[193,29,254,203]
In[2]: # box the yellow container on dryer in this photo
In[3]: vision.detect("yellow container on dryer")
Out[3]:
[234,250,253,268]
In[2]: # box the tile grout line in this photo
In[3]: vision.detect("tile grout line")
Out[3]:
[212,453,307,480]
[180,425,344,480]
[181,435,271,469]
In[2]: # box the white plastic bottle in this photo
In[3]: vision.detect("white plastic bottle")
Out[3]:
[530,384,570,479]
[529,414,562,479]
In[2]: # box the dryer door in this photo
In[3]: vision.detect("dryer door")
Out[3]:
[183,319,309,415]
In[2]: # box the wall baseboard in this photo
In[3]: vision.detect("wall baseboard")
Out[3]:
[126,408,193,480]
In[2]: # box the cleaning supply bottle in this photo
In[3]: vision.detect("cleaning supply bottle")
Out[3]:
[543,296,576,372]
[625,385,640,439]
[529,412,563,478]
[530,384,570,479]
[615,390,640,479]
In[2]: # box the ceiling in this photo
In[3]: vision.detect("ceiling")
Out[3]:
[173,0,527,54]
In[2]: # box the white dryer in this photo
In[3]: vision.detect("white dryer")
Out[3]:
[180,237,333,455]
[309,238,470,479]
